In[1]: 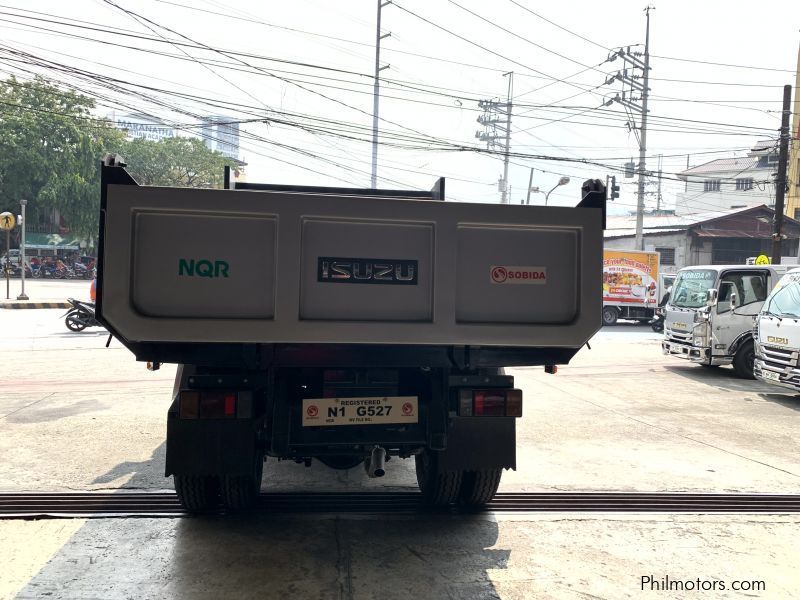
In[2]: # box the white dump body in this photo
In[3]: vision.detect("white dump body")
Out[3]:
[100,184,602,347]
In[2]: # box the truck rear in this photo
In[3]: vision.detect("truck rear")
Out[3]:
[601,249,661,325]
[97,157,605,511]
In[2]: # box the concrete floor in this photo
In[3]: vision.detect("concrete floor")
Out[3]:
[1,313,799,599]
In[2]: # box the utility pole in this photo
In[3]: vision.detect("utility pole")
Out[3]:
[656,154,663,211]
[607,7,652,249]
[370,0,391,189]
[771,84,792,265]
[501,72,513,204]
[476,72,513,203]
[525,167,534,205]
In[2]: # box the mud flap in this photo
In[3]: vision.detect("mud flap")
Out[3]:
[165,402,257,477]
[436,416,516,472]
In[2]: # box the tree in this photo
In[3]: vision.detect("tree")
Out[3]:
[0,77,125,241]
[121,136,238,189]
[0,77,240,246]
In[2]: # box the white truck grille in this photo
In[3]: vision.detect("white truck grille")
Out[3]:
[759,343,798,371]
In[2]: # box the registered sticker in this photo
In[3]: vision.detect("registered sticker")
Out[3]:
[302,396,418,427]
[490,265,547,285]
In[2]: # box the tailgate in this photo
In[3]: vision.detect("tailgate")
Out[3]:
[100,183,602,348]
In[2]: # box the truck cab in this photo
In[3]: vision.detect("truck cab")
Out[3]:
[754,268,800,391]
[662,264,788,378]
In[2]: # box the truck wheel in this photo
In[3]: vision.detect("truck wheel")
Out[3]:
[174,474,220,512]
[415,451,462,506]
[733,340,756,379]
[459,469,502,507]
[602,307,618,326]
[222,455,264,511]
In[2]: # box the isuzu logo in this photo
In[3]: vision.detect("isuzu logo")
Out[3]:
[767,336,789,345]
[490,265,547,285]
[318,257,418,285]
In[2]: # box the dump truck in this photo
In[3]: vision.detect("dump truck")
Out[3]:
[97,156,606,512]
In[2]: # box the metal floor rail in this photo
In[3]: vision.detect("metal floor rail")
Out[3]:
[2,492,800,519]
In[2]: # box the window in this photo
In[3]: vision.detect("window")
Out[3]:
[795,208,800,220]
[704,179,721,192]
[655,247,675,265]
[716,271,768,313]
[735,178,753,191]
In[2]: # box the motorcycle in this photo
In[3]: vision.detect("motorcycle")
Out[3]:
[649,307,665,333]
[63,298,102,332]
[73,262,94,279]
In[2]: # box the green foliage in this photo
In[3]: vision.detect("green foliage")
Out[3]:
[0,77,241,245]
[0,76,124,241]
[121,136,237,189]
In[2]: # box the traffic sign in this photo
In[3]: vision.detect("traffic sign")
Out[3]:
[0,212,15,231]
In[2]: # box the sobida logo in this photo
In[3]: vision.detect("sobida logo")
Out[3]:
[178,258,230,278]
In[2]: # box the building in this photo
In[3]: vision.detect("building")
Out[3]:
[110,112,176,142]
[674,141,779,216]
[604,205,800,273]
[786,43,800,219]
[201,117,240,160]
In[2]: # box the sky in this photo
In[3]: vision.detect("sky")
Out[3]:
[0,0,798,214]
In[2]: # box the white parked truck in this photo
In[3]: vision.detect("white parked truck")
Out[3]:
[601,249,673,326]
[754,267,800,391]
[97,157,605,512]
[662,264,789,378]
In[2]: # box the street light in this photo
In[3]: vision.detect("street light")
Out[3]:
[545,177,570,206]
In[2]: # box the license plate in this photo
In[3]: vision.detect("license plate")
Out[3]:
[761,370,781,382]
[302,396,418,427]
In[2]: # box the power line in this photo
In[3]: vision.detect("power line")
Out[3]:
[505,0,610,51]
[391,2,603,99]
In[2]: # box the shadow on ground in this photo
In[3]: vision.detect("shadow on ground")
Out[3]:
[759,393,800,413]
[662,364,777,393]
[18,446,508,600]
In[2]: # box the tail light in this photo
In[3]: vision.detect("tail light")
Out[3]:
[458,389,522,417]
[179,390,239,419]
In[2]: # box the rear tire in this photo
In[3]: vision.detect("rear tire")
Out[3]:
[174,474,220,512]
[222,455,263,511]
[733,340,756,379]
[459,469,502,507]
[602,306,618,326]
[65,312,87,332]
[415,451,462,506]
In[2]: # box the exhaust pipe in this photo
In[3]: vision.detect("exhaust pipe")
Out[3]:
[365,446,386,478]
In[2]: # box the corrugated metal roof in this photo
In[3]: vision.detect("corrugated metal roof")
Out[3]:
[604,227,687,239]
[604,205,782,240]
[679,157,758,176]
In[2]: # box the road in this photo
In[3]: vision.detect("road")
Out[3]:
[0,310,798,599]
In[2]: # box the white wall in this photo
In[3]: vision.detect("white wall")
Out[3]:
[675,168,774,215]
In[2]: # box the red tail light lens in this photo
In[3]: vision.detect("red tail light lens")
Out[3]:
[179,390,237,419]
[458,389,523,417]
[473,391,506,416]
